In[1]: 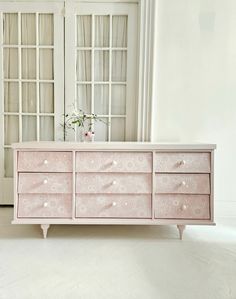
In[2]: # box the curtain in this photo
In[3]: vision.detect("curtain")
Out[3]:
[3,13,54,176]
[76,15,127,141]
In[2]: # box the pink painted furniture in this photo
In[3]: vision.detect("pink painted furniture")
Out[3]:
[11,142,216,239]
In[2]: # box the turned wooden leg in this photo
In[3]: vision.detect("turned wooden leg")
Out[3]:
[177,225,186,240]
[41,224,50,239]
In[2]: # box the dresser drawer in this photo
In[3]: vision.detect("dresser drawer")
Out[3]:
[18,194,72,218]
[155,174,210,194]
[76,151,152,173]
[18,173,72,194]
[76,173,152,194]
[155,152,210,173]
[18,151,73,172]
[76,194,151,218]
[154,194,210,219]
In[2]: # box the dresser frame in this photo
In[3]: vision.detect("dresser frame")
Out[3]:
[11,142,216,239]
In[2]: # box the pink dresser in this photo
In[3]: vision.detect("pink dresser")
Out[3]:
[12,142,216,239]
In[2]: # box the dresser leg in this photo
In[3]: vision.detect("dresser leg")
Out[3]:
[177,225,186,240]
[41,224,50,239]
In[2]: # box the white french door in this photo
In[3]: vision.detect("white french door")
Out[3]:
[0,2,64,204]
[0,1,138,204]
[65,2,138,142]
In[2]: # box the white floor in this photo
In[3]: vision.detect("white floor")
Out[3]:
[0,208,236,299]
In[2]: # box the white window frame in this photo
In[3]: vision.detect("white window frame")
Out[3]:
[0,0,157,204]
[0,1,64,204]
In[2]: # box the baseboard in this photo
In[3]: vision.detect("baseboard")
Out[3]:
[215,201,236,218]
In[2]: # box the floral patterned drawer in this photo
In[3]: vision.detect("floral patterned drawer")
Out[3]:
[18,151,73,172]
[18,173,72,194]
[155,152,210,173]
[76,173,152,194]
[154,194,210,219]
[155,174,210,194]
[76,152,152,173]
[76,194,152,218]
[18,194,72,218]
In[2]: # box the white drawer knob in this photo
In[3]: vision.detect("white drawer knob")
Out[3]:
[179,160,186,165]
[91,160,94,164]
[124,202,128,206]
[112,202,117,206]
[43,159,48,165]
[181,204,187,211]
[112,180,117,185]
[43,179,48,184]
[43,202,48,208]
[112,160,117,166]
[182,181,186,186]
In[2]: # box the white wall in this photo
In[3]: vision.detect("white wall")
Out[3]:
[152,0,236,217]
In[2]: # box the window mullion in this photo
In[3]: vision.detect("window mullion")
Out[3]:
[91,13,95,132]
[108,14,112,142]
[36,12,40,141]
[18,12,22,142]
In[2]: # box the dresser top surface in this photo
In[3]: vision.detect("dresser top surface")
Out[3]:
[12,142,216,150]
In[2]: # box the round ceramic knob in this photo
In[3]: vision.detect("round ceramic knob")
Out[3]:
[112,202,117,206]
[180,160,186,165]
[182,181,187,186]
[91,160,94,164]
[43,159,48,165]
[182,204,187,211]
[112,160,117,166]
[43,179,48,184]
[112,180,117,185]
[43,202,48,208]
[124,202,128,206]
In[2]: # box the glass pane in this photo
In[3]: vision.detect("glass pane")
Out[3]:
[40,83,54,113]
[112,16,127,47]
[39,14,54,45]
[77,84,91,113]
[4,48,18,79]
[111,118,125,141]
[4,116,19,145]
[4,148,13,178]
[94,51,109,81]
[40,116,54,141]
[21,14,36,45]
[22,116,37,141]
[22,83,36,113]
[94,85,109,115]
[39,49,54,80]
[112,51,127,82]
[22,49,36,79]
[77,15,91,47]
[94,118,108,141]
[3,13,18,45]
[77,51,91,81]
[111,85,126,115]
[95,16,109,47]
[4,82,19,112]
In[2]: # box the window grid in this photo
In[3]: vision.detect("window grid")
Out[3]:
[2,12,55,176]
[76,14,128,141]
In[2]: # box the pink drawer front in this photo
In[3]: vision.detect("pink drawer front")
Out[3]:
[18,173,72,194]
[155,152,211,173]
[76,173,152,194]
[18,194,72,218]
[18,151,72,172]
[155,174,210,194]
[154,194,210,219]
[76,194,152,218]
[76,152,152,173]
